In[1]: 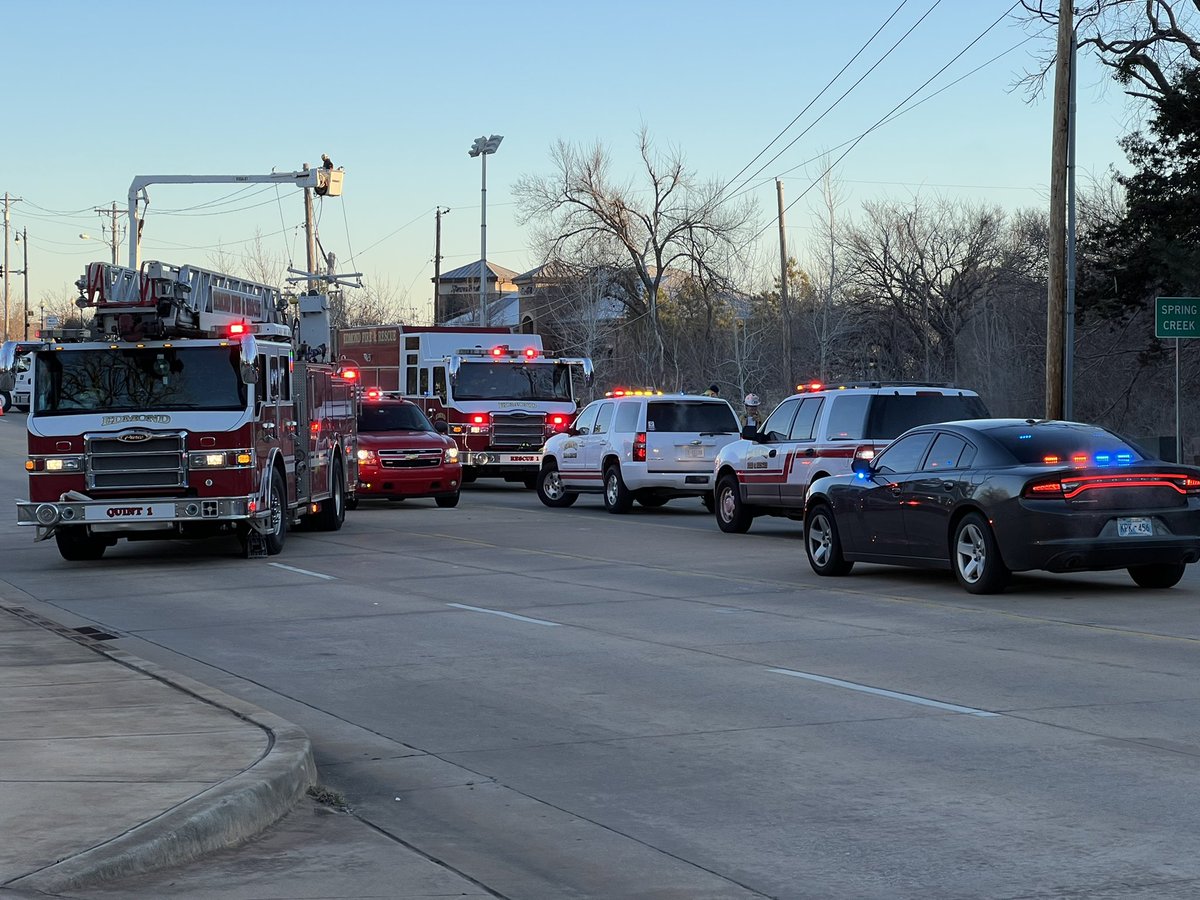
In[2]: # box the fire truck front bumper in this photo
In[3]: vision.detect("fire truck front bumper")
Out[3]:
[17,495,260,541]
[461,451,543,468]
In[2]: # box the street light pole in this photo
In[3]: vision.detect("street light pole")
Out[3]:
[468,135,503,327]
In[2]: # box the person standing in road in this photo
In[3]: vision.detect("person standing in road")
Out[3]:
[703,384,720,397]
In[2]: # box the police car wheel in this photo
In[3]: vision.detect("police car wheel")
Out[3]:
[603,465,633,514]
[537,464,578,508]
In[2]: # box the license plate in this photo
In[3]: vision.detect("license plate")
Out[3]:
[84,503,176,522]
[1117,517,1153,537]
[687,446,705,458]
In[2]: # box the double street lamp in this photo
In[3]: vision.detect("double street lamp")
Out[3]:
[468,134,503,327]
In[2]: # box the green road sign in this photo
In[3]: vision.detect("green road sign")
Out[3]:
[1155,297,1200,339]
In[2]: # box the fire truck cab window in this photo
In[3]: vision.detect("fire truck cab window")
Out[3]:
[268,356,282,403]
[452,362,573,401]
[419,368,430,396]
[34,346,246,415]
[432,366,447,399]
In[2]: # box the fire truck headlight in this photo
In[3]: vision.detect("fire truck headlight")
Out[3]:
[44,457,83,472]
[357,449,377,464]
[189,452,227,468]
[444,446,459,463]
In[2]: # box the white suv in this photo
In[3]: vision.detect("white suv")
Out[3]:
[537,393,741,513]
[713,382,990,533]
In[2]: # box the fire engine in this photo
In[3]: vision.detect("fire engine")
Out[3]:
[338,325,592,486]
[2,164,359,561]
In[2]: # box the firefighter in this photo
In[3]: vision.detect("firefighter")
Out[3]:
[742,393,762,429]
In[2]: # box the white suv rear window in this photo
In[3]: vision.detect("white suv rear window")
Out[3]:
[645,402,739,433]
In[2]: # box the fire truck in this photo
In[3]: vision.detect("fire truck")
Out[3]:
[338,325,592,486]
[2,164,359,561]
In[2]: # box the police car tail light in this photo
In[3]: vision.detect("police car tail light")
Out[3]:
[633,432,647,462]
[854,446,875,461]
[1023,478,1066,499]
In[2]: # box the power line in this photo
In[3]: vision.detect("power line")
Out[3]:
[746,1,1024,245]
[723,0,945,203]
[718,0,914,199]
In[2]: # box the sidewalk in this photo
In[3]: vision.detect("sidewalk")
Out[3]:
[0,602,314,894]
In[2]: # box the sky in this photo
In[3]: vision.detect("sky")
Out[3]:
[3,0,1146,325]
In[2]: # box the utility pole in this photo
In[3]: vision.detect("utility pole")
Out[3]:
[303,163,318,294]
[776,179,793,390]
[433,206,449,324]
[93,202,122,264]
[1045,0,1073,419]
[2,192,15,342]
[19,227,28,339]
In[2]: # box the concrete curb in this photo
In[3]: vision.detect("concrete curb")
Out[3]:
[7,628,317,893]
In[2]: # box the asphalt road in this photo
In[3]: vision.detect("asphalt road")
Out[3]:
[4,413,1200,899]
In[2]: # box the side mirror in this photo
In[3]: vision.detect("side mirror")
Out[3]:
[0,341,20,392]
[239,335,259,384]
[851,456,874,477]
[741,424,761,441]
[575,426,590,436]
[434,420,448,434]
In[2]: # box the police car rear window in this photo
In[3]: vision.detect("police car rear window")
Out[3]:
[987,424,1146,465]
[863,394,990,440]
[646,402,738,433]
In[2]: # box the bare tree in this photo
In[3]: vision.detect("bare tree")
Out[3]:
[514,128,757,382]
[1019,0,1200,103]
[840,197,1011,383]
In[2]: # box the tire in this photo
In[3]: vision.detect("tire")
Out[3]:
[263,469,288,556]
[536,464,578,508]
[1128,562,1186,589]
[603,465,633,514]
[715,475,753,534]
[701,492,715,513]
[435,492,461,508]
[951,512,1010,594]
[313,460,345,531]
[804,503,853,577]
[638,496,669,508]
[0,391,10,414]
[54,526,107,561]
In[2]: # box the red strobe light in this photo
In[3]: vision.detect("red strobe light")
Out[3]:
[524,347,538,359]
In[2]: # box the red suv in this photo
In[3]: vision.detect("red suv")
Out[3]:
[350,397,462,508]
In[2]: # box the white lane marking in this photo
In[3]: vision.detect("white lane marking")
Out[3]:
[268,562,336,581]
[768,667,1000,717]
[447,603,560,627]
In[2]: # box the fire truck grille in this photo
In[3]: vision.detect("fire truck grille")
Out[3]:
[490,413,546,450]
[379,448,443,469]
[87,433,187,490]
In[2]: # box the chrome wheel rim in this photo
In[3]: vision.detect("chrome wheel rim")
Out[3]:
[543,470,564,501]
[719,487,737,522]
[270,485,284,537]
[605,472,619,505]
[956,523,986,583]
[808,513,833,567]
